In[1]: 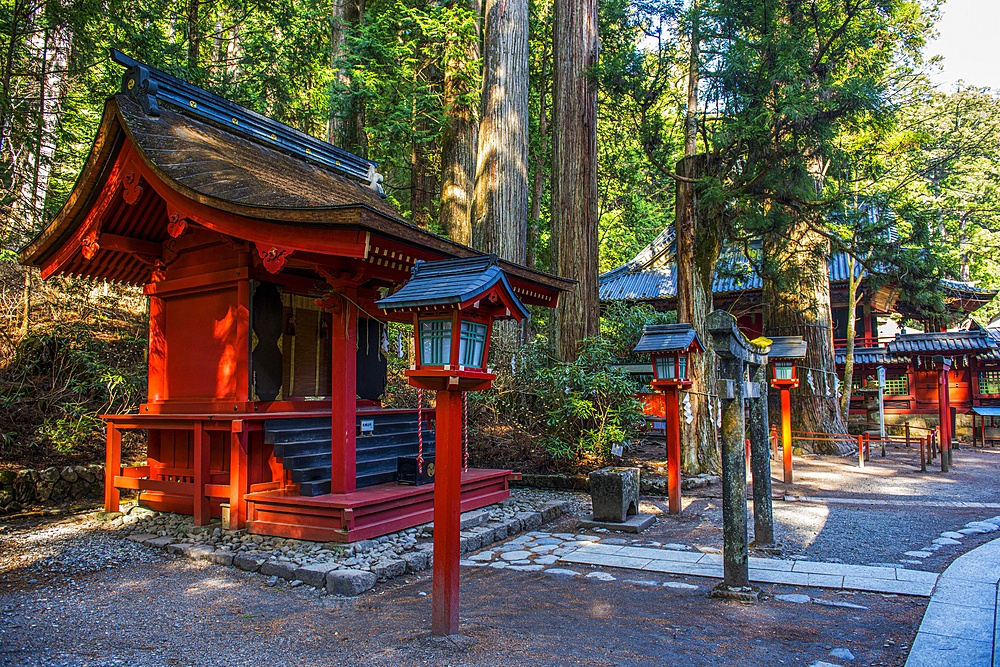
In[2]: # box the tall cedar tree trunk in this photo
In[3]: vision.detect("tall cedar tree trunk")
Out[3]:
[839,257,863,418]
[187,0,200,71]
[472,0,528,261]
[409,89,438,227]
[340,0,367,157]
[673,0,719,473]
[763,212,850,453]
[550,0,599,362]
[438,0,480,246]
[675,155,721,473]
[526,6,551,269]
[327,0,350,145]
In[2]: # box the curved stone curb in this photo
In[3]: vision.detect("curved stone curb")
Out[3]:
[116,499,570,598]
[904,532,1000,667]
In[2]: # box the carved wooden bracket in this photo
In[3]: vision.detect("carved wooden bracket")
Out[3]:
[121,169,143,205]
[166,207,189,238]
[314,293,345,314]
[81,228,101,260]
[161,238,179,264]
[151,260,167,282]
[256,244,292,274]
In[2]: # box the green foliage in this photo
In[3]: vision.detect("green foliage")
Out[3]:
[480,337,645,463]
[1,312,146,455]
[599,301,675,363]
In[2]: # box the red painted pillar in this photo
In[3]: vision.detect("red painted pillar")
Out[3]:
[330,292,358,494]
[935,357,950,473]
[193,421,210,525]
[664,385,681,514]
[432,389,464,636]
[230,419,248,529]
[147,296,167,402]
[104,423,121,512]
[781,388,793,484]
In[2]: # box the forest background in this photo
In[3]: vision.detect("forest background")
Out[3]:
[1,0,1000,473]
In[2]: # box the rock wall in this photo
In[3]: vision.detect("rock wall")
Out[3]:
[0,465,105,513]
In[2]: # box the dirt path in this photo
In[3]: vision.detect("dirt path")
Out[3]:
[3,445,997,666]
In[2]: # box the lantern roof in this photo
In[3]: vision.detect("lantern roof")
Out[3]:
[632,324,703,355]
[768,336,808,360]
[375,254,530,320]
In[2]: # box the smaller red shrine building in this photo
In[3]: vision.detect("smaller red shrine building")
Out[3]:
[839,328,1000,443]
[18,51,571,541]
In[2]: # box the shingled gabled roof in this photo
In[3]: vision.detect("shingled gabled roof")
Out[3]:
[375,255,530,320]
[768,336,808,360]
[19,51,573,303]
[599,228,997,315]
[885,330,1000,355]
[633,324,703,354]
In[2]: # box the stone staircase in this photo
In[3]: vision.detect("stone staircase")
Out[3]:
[264,413,434,497]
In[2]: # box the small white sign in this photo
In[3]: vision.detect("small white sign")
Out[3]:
[877,365,886,387]
[611,443,624,457]
[360,419,374,434]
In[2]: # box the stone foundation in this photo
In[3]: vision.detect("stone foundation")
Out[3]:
[0,465,105,513]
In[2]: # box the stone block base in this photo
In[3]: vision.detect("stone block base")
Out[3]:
[577,512,655,533]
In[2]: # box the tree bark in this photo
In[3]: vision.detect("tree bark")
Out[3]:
[675,155,721,473]
[526,7,551,269]
[839,257,863,418]
[763,216,850,453]
[327,0,350,145]
[340,0,367,157]
[472,0,529,263]
[187,0,201,72]
[438,0,480,246]
[550,0,599,361]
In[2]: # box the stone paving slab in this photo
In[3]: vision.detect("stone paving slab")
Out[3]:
[558,545,938,596]
[905,632,993,667]
[905,536,1000,667]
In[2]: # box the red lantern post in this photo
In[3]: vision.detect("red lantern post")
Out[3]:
[633,325,703,514]
[377,255,529,636]
[767,337,807,485]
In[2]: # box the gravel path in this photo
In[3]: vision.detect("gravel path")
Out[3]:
[2,445,996,666]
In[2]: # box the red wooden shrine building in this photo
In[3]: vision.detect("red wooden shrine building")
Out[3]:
[19,51,570,541]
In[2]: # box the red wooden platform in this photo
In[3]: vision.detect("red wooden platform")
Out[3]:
[244,469,514,542]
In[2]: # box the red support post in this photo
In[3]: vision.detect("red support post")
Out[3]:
[330,292,358,494]
[905,422,910,448]
[230,419,247,529]
[193,420,210,525]
[745,439,751,480]
[858,434,864,469]
[920,436,926,472]
[781,388,793,484]
[432,389,464,636]
[935,357,950,473]
[771,425,778,459]
[664,386,682,514]
[104,423,121,512]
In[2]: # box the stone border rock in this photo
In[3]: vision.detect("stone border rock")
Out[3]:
[110,499,570,598]
[514,472,721,494]
[1,465,105,513]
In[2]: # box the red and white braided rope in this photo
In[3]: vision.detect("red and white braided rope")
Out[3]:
[416,388,423,474]
[462,392,469,473]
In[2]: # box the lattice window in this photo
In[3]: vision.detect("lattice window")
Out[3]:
[980,370,1000,395]
[885,374,909,396]
[419,319,452,365]
[458,321,487,367]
